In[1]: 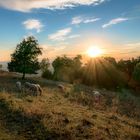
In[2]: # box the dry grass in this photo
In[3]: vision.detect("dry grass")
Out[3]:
[0,71,140,140]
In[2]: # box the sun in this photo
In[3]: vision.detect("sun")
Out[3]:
[86,46,103,57]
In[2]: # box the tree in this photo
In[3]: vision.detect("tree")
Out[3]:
[8,36,42,79]
[117,58,139,83]
[81,57,126,88]
[133,62,140,83]
[52,55,73,81]
[52,55,82,82]
[0,64,2,69]
[40,58,53,79]
[103,57,117,66]
[40,58,50,72]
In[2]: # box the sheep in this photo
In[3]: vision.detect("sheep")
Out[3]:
[93,91,101,104]
[57,84,65,93]
[16,81,22,92]
[25,82,42,96]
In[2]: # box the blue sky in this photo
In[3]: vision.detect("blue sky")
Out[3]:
[0,0,140,61]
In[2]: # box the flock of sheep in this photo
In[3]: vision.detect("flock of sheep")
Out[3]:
[16,81,66,96]
[16,81,42,96]
[16,81,101,103]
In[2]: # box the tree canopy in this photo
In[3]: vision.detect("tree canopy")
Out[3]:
[52,55,82,82]
[133,62,140,83]
[8,36,42,79]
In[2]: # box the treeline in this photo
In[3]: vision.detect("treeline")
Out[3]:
[40,55,140,90]
[8,36,140,91]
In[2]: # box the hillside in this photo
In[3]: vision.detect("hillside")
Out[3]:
[0,71,140,140]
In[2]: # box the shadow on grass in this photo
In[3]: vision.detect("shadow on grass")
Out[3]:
[0,97,70,140]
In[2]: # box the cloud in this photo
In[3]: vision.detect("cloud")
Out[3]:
[102,18,129,28]
[48,28,72,41]
[23,19,43,33]
[125,42,140,47]
[72,16,100,25]
[72,16,83,25]
[48,28,81,41]
[68,34,81,39]
[0,0,106,12]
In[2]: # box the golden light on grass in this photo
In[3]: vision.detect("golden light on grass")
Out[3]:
[86,46,103,57]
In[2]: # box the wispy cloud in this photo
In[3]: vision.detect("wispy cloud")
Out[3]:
[102,17,129,28]
[68,34,81,39]
[72,16,100,25]
[0,0,106,12]
[23,19,43,33]
[48,28,72,41]
[48,28,80,41]
[125,42,140,47]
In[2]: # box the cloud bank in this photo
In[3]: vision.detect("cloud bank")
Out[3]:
[0,0,105,12]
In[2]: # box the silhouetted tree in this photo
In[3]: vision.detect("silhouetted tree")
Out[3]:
[82,57,126,88]
[133,62,140,83]
[8,36,42,79]
[117,58,140,83]
[103,57,117,66]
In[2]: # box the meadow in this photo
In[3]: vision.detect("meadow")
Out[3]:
[0,70,140,140]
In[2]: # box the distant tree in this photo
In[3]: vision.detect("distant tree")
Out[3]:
[133,62,140,83]
[40,58,53,79]
[117,59,135,79]
[0,64,2,69]
[82,57,126,88]
[103,57,117,66]
[52,55,82,82]
[40,58,50,72]
[8,36,42,79]
[117,58,139,82]
[52,55,73,80]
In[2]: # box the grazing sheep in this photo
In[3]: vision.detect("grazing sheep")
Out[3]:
[57,84,65,93]
[93,91,101,104]
[16,81,22,91]
[25,82,42,96]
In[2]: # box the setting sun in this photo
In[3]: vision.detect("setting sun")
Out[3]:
[87,46,103,57]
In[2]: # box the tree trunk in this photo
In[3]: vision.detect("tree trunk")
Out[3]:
[22,72,25,80]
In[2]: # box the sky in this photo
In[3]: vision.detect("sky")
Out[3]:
[0,0,140,62]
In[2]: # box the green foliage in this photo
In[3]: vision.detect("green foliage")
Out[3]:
[133,62,140,83]
[82,57,126,88]
[117,57,140,78]
[103,57,117,66]
[40,58,53,79]
[0,64,2,69]
[8,36,42,79]
[52,55,82,82]
[42,69,53,79]
[40,58,50,72]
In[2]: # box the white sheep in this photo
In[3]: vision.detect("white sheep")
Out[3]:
[25,82,42,96]
[16,81,22,92]
[57,84,65,93]
[93,90,101,104]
